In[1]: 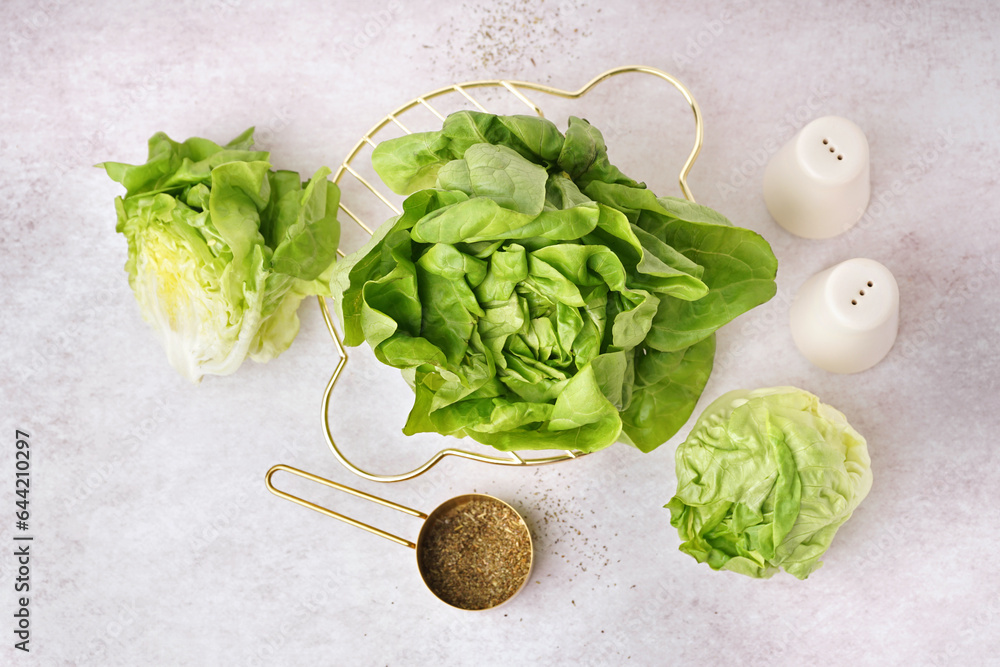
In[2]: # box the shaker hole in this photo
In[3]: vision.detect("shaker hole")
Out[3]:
[851,299,858,305]
[837,154,843,160]
[859,290,866,296]
[829,147,835,152]
[822,138,829,145]
[867,281,873,287]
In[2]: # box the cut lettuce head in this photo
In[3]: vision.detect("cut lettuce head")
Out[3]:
[666,387,873,579]
[332,112,777,453]
[100,129,340,382]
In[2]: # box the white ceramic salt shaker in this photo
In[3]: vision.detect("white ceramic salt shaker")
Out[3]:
[790,258,899,374]
[763,116,870,239]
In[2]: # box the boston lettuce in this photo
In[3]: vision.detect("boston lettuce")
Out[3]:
[333,112,777,452]
[100,128,340,382]
[667,387,873,579]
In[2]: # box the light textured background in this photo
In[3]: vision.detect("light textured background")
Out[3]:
[2,0,998,665]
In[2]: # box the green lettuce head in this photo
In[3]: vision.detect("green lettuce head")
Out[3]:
[332,112,778,453]
[667,387,873,579]
[100,128,340,382]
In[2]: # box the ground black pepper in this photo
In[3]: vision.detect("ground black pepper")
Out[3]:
[418,496,531,610]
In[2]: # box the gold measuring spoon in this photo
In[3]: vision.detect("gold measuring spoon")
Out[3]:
[265,464,533,611]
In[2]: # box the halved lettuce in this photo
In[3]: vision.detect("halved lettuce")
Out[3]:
[667,387,873,579]
[100,129,340,382]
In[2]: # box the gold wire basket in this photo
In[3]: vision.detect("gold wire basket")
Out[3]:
[319,65,704,482]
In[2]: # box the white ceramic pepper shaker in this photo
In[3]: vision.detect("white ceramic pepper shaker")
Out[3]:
[763,116,870,239]
[789,258,899,374]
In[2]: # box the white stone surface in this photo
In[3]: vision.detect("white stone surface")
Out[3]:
[2,1,998,665]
